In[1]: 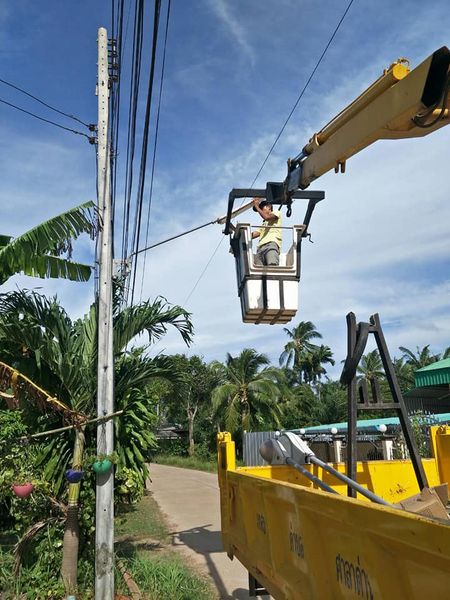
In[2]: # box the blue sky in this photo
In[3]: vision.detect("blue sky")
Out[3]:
[0,0,449,378]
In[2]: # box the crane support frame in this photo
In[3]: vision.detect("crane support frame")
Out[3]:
[341,312,429,496]
[222,188,324,236]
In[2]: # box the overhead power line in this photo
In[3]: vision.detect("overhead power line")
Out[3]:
[249,0,355,188]
[121,0,145,267]
[110,0,124,247]
[133,218,216,256]
[139,0,172,301]
[0,76,92,128]
[0,96,95,142]
[183,238,223,305]
[129,0,162,306]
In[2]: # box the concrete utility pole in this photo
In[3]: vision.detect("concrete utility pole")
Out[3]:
[95,26,115,599]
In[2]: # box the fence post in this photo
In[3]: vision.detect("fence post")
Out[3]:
[381,439,394,460]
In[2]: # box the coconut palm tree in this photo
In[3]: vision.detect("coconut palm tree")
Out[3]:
[354,350,386,402]
[398,345,440,370]
[212,349,282,440]
[279,321,322,382]
[302,344,335,384]
[0,288,192,590]
[391,357,415,393]
[356,350,385,383]
[0,201,96,285]
[313,379,347,424]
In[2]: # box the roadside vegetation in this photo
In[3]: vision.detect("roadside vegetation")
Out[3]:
[115,493,216,599]
[0,207,448,596]
[154,454,218,473]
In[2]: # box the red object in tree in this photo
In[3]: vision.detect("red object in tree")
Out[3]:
[12,483,34,498]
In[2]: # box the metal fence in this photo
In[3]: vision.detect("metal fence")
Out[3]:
[243,431,276,466]
[243,431,389,466]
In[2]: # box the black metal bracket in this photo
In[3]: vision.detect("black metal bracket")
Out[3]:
[340,312,429,497]
[249,572,268,597]
[223,186,324,236]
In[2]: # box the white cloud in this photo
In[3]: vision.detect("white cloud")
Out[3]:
[207,0,256,66]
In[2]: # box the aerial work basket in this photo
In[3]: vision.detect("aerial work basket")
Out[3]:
[231,223,305,324]
[222,186,324,325]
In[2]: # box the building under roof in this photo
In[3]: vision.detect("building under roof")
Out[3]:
[303,412,450,435]
[405,358,450,414]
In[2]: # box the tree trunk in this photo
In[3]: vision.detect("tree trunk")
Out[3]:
[187,403,197,457]
[61,504,80,592]
[61,427,85,593]
[188,416,194,456]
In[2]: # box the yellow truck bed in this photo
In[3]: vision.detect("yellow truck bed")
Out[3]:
[217,427,450,599]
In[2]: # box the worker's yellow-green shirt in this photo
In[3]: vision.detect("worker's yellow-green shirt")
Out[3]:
[258,210,282,248]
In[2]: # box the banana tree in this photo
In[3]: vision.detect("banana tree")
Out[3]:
[0,201,96,286]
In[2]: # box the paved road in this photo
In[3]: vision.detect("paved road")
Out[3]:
[147,463,252,599]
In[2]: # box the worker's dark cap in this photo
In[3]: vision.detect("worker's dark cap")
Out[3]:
[253,199,272,212]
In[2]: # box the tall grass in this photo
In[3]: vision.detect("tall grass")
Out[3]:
[115,493,216,599]
[152,454,217,473]
[123,554,215,600]
[116,494,169,541]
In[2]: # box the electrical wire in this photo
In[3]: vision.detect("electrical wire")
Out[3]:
[122,0,134,57]
[0,77,91,128]
[139,0,172,301]
[0,96,94,141]
[110,0,124,249]
[129,0,162,306]
[133,219,216,256]
[249,0,355,188]
[183,238,223,305]
[121,0,145,268]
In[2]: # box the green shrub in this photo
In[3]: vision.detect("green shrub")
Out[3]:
[153,454,217,473]
[0,544,95,600]
[116,466,145,504]
[123,554,215,600]
[155,437,188,457]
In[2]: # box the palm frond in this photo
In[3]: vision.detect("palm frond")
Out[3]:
[14,517,62,574]
[113,297,193,351]
[0,201,96,284]
[224,394,241,433]
[0,234,12,247]
[212,383,237,413]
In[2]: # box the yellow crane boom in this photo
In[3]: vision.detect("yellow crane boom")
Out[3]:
[287,46,450,191]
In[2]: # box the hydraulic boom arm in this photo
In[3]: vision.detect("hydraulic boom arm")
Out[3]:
[286,46,450,191]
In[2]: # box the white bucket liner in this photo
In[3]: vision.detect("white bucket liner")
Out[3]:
[232,223,305,325]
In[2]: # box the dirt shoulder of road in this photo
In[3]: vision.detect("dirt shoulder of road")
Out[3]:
[147,462,255,600]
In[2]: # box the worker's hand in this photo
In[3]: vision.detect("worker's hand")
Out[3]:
[252,197,261,208]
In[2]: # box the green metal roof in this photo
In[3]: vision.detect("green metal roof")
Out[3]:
[415,358,450,387]
[303,412,450,434]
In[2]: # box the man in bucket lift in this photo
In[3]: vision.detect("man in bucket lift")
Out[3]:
[252,197,282,266]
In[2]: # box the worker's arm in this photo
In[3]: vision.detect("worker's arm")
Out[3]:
[252,198,278,221]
